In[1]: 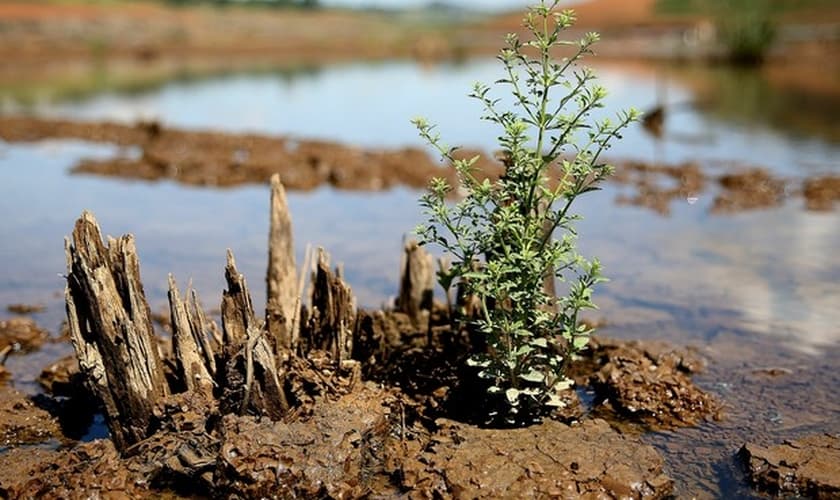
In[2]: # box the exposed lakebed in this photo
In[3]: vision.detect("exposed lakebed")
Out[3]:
[1,58,839,497]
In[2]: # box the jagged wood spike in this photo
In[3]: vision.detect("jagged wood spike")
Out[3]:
[168,274,214,398]
[188,287,217,377]
[304,248,356,362]
[266,174,298,351]
[220,249,289,418]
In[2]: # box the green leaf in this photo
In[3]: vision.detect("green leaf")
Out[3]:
[505,388,520,405]
[573,336,590,350]
[519,370,545,383]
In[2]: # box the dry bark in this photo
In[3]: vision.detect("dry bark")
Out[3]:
[167,275,214,399]
[396,239,434,328]
[64,211,169,450]
[266,174,298,351]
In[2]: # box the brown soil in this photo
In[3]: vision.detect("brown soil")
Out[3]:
[0,386,61,447]
[572,337,719,430]
[803,175,840,211]
[0,317,49,354]
[612,161,840,215]
[0,439,151,499]
[6,303,46,314]
[403,417,672,499]
[5,115,837,217]
[613,161,706,216]
[739,434,840,498]
[0,300,715,498]
[0,383,674,499]
[712,168,786,214]
[0,2,484,74]
[0,116,501,191]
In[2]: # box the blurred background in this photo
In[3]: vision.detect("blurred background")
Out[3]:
[0,1,838,496]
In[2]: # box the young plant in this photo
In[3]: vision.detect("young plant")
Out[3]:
[413,0,639,425]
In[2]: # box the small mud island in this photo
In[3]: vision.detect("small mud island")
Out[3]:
[0,178,718,498]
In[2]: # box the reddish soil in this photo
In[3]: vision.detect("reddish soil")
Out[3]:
[740,434,840,498]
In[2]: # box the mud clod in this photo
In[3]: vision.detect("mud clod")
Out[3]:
[574,338,718,429]
[803,175,840,211]
[0,317,49,353]
[740,434,840,498]
[713,169,786,213]
[6,303,46,314]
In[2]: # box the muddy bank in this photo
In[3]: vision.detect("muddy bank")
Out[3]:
[0,200,721,498]
[613,160,840,215]
[0,384,674,499]
[6,303,45,315]
[740,434,840,498]
[0,115,501,191]
[3,115,838,215]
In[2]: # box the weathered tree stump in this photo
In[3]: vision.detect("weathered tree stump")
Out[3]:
[64,211,169,450]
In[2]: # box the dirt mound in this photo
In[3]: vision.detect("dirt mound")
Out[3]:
[1,384,675,499]
[0,386,61,446]
[37,355,81,397]
[740,434,840,498]
[614,161,706,215]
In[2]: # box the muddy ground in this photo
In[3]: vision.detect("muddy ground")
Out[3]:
[2,115,838,215]
[0,299,722,499]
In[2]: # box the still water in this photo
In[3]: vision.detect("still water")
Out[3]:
[1,58,839,497]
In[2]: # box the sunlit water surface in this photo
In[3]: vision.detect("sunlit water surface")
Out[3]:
[1,59,839,498]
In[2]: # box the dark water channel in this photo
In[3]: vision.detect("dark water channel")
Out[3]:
[1,58,839,498]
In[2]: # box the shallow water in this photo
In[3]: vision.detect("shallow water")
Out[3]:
[1,58,839,497]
